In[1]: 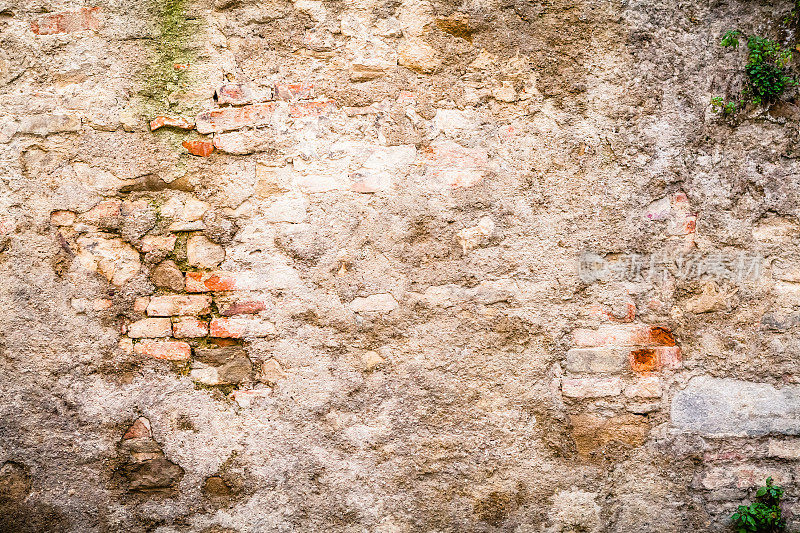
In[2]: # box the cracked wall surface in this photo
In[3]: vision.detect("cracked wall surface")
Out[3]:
[1,0,800,531]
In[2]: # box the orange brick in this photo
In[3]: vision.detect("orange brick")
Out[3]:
[150,116,195,131]
[195,102,277,134]
[182,139,214,157]
[134,340,190,361]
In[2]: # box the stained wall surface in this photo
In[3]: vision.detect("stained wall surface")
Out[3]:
[1,0,800,531]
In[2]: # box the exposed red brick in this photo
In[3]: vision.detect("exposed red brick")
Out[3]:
[275,82,314,101]
[182,139,214,157]
[648,326,676,346]
[150,116,195,131]
[215,83,253,106]
[195,103,277,134]
[173,317,209,338]
[289,100,336,118]
[147,295,212,316]
[31,7,101,35]
[219,300,266,316]
[185,271,237,292]
[134,340,191,361]
[629,348,658,373]
[210,317,276,338]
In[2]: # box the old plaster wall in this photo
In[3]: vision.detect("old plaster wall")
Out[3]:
[0,0,799,531]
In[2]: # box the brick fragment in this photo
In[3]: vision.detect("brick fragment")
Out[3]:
[133,297,150,314]
[150,116,195,131]
[31,7,101,35]
[230,389,272,407]
[128,318,172,338]
[210,317,276,338]
[289,100,336,118]
[214,83,254,106]
[134,340,190,361]
[147,295,212,316]
[624,376,662,398]
[195,103,277,134]
[573,325,676,348]
[561,377,622,398]
[81,199,121,224]
[182,139,214,157]
[186,271,238,292]
[275,82,314,101]
[173,318,209,338]
[421,141,488,188]
[50,210,75,226]
[218,299,266,316]
[123,417,152,440]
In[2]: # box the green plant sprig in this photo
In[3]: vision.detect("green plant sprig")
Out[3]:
[712,30,797,114]
[731,477,786,533]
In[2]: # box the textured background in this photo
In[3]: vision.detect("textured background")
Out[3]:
[1,0,799,531]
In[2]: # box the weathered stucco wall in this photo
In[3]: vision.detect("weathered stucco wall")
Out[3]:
[1,0,800,531]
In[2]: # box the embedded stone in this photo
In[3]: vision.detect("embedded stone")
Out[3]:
[150,260,184,292]
[187,235,225,268]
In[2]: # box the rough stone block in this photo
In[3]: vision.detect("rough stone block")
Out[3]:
[350,293,399,313]
[671,376,800,436]
[565,348,628,373]
[187,235,225,268]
